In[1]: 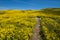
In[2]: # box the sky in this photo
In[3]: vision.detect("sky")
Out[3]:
[0,0,60,10]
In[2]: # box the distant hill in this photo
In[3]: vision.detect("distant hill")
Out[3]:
[0,8,60,16]
[41,8,60,15]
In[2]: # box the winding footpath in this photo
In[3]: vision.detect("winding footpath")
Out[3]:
[30,17,42,40]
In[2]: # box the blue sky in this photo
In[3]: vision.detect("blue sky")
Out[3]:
[0,0,60,10]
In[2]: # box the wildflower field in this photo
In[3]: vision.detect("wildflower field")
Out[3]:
[0,8,60,40]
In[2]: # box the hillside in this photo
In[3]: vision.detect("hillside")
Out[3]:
[0,8,60,40]
[41,8,60,15]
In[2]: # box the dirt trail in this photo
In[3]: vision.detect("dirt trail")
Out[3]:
[30,17,42,40]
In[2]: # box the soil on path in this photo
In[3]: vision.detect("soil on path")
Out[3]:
[30,17,42,40]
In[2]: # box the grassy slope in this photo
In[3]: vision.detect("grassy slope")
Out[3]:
[0,8,60,40]
[40,8,60,40]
